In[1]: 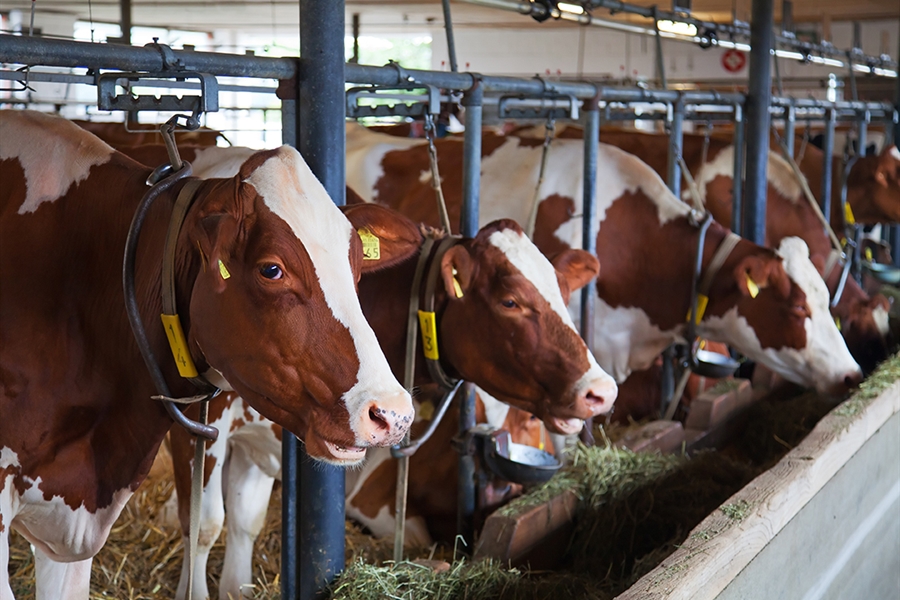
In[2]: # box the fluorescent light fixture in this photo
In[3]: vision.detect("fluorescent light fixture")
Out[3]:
[557,2,585,14]
[656,20,698,37]
[774,49,804,60]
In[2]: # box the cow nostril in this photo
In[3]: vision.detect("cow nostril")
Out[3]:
[844,373,862,389]
[368,406,391,432]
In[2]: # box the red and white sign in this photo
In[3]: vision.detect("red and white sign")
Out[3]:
[721,49,747,73]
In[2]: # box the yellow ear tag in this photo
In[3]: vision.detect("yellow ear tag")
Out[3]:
[417,399,435,421]
[746,274,759,299]
[417,310,440,360]
[218,259,231,280]
[687,294,709,325]
[451,267,464,299]
[844,202,856,225]
[865,247,874,262]
[160,314,200,378]
[835,316,842,332]
[357,228,381,260]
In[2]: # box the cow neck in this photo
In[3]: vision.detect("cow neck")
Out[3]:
[409,232,462,391]
[123,163,219,442]
[688,215,741,332]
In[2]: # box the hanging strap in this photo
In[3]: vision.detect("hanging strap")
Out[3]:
[424,113,453,233]
[525,118,555,238]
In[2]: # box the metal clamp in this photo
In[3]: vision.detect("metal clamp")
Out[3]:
[497,93,578,121]
[346,83,446,119]
[97,71,219,114]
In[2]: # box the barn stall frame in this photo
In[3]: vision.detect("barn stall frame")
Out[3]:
[1,4,898,596]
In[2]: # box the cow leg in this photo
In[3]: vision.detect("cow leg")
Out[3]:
[33,550,91,600]
[1,526,10,600]
[174,440,229,600]
[219,443,275,600]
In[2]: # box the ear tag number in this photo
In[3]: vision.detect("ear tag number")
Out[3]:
[451,267,464,298]
[160,314,200,378]
[687,294,709,324]
[417,310,440,360]
[358,228,381,260]
[218,259,231,280]
[746,274,759,299]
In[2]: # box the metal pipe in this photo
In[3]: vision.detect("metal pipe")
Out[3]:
[580,98,600,351]
[457,82,483,549]
[298,3,345,599]
[784,103,796,157]
[120,0,132,45]
[350,13,360,64]
[742,0,774,245]
[732,104,746,235]
[653,7,667,90]
[0,34,297,79]
[279,97,300,600]
[820,107,836,228]
[667,99,685,198]
[441,0,459,73]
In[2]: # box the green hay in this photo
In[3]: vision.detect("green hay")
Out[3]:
[703,378,744,396]
[719,500,752,522]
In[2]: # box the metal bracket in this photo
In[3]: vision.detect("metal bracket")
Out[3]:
[497,93,579,121]
[97,71,219,114]
[346,83,447,119]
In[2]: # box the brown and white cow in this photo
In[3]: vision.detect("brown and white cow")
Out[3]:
[0,111,415,598]
[72,119,225,149]
[165,208,616,599]
[345,123,863,393]
[554,127,893,375]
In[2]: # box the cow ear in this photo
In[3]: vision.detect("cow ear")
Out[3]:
[440,245,473,301]
[342,204,423,272]
[732,254,790,300]
[186,179,247,292]
[345,185,367,205]
[551,249,600,294]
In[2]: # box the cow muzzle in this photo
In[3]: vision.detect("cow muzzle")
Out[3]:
[355,390,415,447]
[574,371,619,418]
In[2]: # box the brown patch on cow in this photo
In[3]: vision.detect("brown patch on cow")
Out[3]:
[231,418,246,432]
[532,194,577,259]
[270,422,283,441]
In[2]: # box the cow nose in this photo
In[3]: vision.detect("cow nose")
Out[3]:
[843,370,863,390]
[357,392,414,447]
[578,377,619,417]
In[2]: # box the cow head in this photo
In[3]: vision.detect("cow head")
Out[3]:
[848,145,900,223]
[703,237,862,395]
[183,147,415,466]
[435,220,618,435]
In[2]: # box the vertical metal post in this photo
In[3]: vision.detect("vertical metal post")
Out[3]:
[580,97,600,350]
[298,2,345,599]
[784,103,796,157]
[350,13,360,64]
[120,0,132,45]
[280,96,300,600]
[732,103,746,235]
[441,0,459,73]
[661,97,684,415]
[457,80,483,549]
[821,107,836,228]
[742,0,774,245]
[667,98,684,198]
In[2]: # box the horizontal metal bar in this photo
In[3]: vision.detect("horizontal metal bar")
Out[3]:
[0,69,277,94]
[0,34,296,79]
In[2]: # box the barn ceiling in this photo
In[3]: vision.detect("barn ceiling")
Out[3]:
[1,1,898,35]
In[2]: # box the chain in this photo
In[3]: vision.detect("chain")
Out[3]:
[424,113,453,233]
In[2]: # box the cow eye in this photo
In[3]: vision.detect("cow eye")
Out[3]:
[501,298,518,309]
[259,263,283,280]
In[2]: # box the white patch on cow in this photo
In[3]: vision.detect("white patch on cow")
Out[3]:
[584,299,680,383]
[478,389,511,429]
[695,146,802,206]
[890,145,900,161]
[873,304,890,337]
[0,110,114,214]
[345,122,427,203]
[190,146,256,179]
[246,147,409,444]
[16,480,132,561]
[700,238,860,392]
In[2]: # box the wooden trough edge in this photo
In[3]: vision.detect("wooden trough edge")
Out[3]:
[615,377,900,600]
